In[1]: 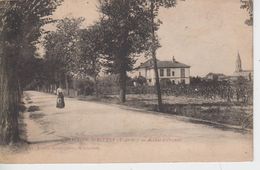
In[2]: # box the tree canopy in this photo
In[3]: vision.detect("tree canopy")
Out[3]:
[44,17,84,88]
[99,0,154,74]
[0,0,62,145]
[98,0,160,102]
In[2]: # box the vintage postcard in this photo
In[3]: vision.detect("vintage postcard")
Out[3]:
[0,0,253,163]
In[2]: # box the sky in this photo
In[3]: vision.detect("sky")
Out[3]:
[48,0,253,76]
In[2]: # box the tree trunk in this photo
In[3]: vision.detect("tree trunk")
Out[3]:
[72,79,77,97]
[151,1,163,111]
[119,71,127,103]
[0,49,20,145]
[17,79,22,103]
[94,76,99,97]
[65,74,69,96]
[54,84,57,94]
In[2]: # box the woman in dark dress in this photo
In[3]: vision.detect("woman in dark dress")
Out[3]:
[56,88,65,108]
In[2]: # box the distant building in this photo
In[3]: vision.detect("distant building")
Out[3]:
[204,73,226,81]
[204,52,253,82]
[232,52,253,81]
[131,56,191,86]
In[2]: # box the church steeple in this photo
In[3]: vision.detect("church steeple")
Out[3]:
[235,52,242,72]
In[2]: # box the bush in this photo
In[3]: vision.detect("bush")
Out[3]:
[160,78,172,87]
[132,76,147,86]
[76,79,95,96]
[97,74,134,95]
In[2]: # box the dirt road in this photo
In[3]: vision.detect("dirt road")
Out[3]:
[0,91,253,163]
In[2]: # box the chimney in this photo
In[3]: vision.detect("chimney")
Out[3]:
[172,56,176,62]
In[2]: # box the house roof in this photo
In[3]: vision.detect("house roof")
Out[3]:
[205,72,226,77]
[138,59,190,69]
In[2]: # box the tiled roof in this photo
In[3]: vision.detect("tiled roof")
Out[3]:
[139,59,190,69]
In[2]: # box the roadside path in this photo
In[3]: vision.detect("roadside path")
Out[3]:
[0,91,253,163]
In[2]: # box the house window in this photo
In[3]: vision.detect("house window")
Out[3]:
[181,68,185,78]
[167,69,171,76]
[172,71,175,76]
[160,69,164,77]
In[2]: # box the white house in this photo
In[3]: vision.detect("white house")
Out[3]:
[131,57,191,86]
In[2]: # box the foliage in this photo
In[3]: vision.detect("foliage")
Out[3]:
[18,57,47,89]
[1,0,63,88]
[240,0,253,26]
[98,0,179,73]
[132,76,147,86]
[99,0,154,74]
[160,78,172,87]
[76,23,103,79]
[98,0,176,102]
[190,76,204,85]
[98,74,133,87]
[0,0,62,145]
[76,79,95,96]
[44,17,84,84]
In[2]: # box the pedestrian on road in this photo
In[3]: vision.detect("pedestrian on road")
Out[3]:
[56,87,65,108]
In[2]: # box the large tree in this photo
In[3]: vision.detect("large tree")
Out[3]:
[0,0,62,145]
[76,24,104,96]
[98,0,179,109]
[98,0,154,103]
[44,17,84,94]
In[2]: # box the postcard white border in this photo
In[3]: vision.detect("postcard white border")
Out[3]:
[0,0,259,169]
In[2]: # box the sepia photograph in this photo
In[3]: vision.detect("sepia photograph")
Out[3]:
[0,0,254,164]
